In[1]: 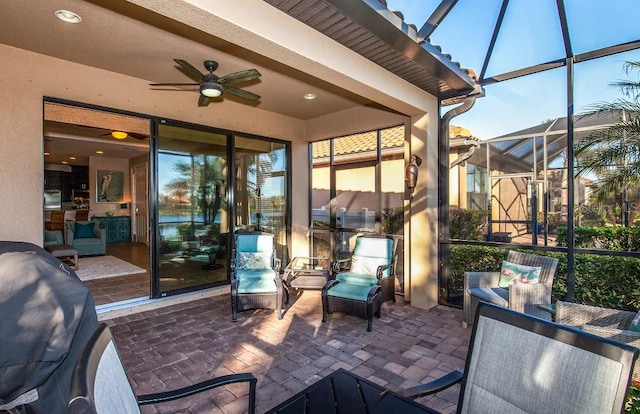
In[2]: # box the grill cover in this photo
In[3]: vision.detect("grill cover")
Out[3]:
[0,242,97,413]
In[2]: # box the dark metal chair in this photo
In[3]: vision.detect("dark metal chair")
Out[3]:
[68,323,257,414]
[230,231,283,321]
[403,303,638,414]
[322,235,396,331]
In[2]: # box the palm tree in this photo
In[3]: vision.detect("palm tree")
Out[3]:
[575,61,640,202]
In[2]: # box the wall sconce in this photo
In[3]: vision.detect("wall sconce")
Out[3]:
[405,155,422,196]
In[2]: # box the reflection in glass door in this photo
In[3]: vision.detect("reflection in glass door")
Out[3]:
[156,123,229,296]
[234,137,288,265]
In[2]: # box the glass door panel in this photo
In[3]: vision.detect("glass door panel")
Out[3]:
[157,123,229,295]
[234,137,288,264]
[335,165,376,231]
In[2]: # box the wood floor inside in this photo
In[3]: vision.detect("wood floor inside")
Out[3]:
[83,242,228,306]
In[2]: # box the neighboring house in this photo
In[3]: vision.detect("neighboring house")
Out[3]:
[450,113,614,240]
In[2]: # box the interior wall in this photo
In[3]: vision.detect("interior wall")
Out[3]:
[0,43,304,245]
[89,156,131,217]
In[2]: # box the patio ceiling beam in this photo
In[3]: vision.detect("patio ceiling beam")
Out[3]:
[480,41,640,86]
[417,0,458,41]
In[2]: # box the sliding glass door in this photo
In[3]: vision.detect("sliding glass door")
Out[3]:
[156,122,229,296]
[234,136,289,265]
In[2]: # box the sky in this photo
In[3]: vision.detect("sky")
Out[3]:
[385,0,640,140]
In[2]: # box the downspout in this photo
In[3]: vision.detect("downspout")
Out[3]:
[450,139,480,168]
[438,95,477,305]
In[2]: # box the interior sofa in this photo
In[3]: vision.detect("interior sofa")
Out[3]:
[65,221,107,256]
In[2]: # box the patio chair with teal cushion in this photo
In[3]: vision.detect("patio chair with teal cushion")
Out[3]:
[231,231,283,322]
[322,235,396,331]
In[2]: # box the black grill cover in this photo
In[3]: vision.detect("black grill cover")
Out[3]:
[0,242,98,413]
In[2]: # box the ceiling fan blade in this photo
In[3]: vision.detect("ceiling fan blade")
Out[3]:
[149,82,199,86]
[129,133,148,140]
[174,59,206,82]
[218,69,261,85]
[198,94,212,107]
[224,86,260,101]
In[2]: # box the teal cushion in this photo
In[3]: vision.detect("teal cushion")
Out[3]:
[630,312,640,333]
[327,282,374,301]
[336,272,378,287]
[74,222,95,239]
[350,256,390,277]
[236,268,276,280]
[353,237,393,261]
[498,260,541,288]
[237,278,277,294]
[237,234,273,253]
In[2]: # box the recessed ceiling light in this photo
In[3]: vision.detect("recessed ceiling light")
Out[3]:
[95,150,104,155]
[61,161,69,165]
[69,156,76,160]
[44,152,50,156]
[54,10,82,24]
[111,131,128,140]
[303,93,317,100]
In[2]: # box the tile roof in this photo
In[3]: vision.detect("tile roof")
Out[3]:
[312,125,476,159]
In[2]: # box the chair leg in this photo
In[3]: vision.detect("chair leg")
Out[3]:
[321,293,329,323]
[231,295,238,322]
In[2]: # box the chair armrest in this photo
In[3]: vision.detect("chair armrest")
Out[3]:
[556,301,636,329]
[96,228,107,243]
[332,258,351,274]
[464,271,500,289]
[66,230,75,245]
[400,370,464,399]
[376,263,393,280]
[507,283,551,313]
[137,373,257,406]
[581,324,640,347]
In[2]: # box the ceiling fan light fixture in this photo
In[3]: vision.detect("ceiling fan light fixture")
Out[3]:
[111,131,128,140]
[304,93,317,100]
[200,82,223,98]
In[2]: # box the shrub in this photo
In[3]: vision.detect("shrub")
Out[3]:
[449,245,506,295]
[556,226,640,251]
[450,209,489,241]
[382,207,404,234]
[449,245,640,311]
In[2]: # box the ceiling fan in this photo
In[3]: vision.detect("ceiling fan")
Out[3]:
[150,59,261,106]
[98,130,147,140]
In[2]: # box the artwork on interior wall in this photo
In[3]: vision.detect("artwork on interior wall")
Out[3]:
[96,170,124,202]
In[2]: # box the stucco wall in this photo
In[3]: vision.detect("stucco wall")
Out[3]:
[0,40,441,309]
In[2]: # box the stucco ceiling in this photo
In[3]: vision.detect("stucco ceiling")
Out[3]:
[1,0,372,121]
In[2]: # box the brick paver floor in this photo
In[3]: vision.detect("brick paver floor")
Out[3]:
[104,290,471,414]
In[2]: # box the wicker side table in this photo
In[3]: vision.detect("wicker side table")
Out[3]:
[283,257,331,289]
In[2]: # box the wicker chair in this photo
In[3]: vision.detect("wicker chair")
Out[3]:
[556,301,640,380]
[322,235,396,332]
[463,250,558,327]
[230,231,283,322]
